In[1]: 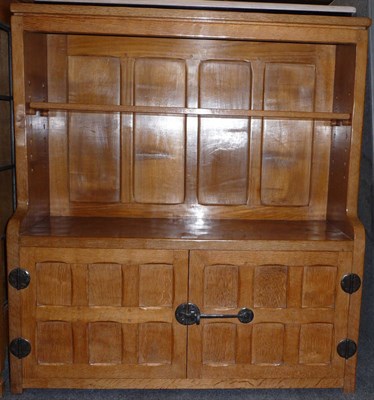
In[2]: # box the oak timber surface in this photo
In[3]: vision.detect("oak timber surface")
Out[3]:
[33,0,356,15]
[7,3,369,393]
[11,3,371,28]
[21,217,352,241]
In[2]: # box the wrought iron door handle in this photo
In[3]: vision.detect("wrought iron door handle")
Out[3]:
[175,302,254,326]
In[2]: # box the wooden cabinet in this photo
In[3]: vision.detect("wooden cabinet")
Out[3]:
[7,3,370,394]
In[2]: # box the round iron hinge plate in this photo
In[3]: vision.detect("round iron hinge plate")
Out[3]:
[9,337,31,359]
[237,308,254,324]
[337,339,357,359]
[341,274,361,294]
[175,303,200,325]
[8,268,31,290]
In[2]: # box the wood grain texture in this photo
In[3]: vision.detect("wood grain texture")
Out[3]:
[40,35,340,220]
[68,56,120,203]
[6,211,26,394]
[133,58,186,204]
[47,34,69,214]
[30,102,350,120]
[11,3,370,26]
[343,220,365,393]
[8,4,369,393]
[188,250,349,380]
[19,248,188,381]
[21,377,344,389]
[23,33,50,222]
[28,0,357,15]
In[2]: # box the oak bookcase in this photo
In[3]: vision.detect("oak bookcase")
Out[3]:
[6,2,371,393]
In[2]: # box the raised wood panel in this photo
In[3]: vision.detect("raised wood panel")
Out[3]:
[88,322,122,364]
[198,60,250,205]
[261,119,313,206]
[68,56,120,203]
[199,60,251,109]
[139,264,173,307]
[203,264,238,308]
[37,322,73,364]
[252,323,285,365]
[202,323,236,365]
[299,323,333,364]
[302,266,337,308]
[88,263,122,306]
[253,265,287,308]
[261,63,315,206]
[133,58,186,204]
[138,322,172,365]
[198,118,249,205]
[264,63,315,112]
[133,115,185,204]
[188,250,349,380]
[68,55,120,105]
[36,262,71,306]
[134,58,186,107]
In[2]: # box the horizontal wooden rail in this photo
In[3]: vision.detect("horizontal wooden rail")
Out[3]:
[28,102,351,123]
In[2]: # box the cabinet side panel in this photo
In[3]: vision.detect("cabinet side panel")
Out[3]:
[48,34,69,214]
[24,33,50,223]
[328,45,356,222]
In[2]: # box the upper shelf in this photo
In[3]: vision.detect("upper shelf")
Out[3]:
[28,102,351,123]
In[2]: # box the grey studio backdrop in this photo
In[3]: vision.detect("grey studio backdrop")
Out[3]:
[2,0,374,399]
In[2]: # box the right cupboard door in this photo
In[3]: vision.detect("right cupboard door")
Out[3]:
[188,250,352,386]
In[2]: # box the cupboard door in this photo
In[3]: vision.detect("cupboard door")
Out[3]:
[19,248,188,382]
[188,251,351,384]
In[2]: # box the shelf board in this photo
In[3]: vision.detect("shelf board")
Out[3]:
[29,102,351,122]
[20,217,353,251]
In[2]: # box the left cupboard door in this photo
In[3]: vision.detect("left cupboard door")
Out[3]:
[16,247,188,387]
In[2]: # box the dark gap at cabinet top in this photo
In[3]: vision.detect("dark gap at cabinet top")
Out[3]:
[20,216,352,242]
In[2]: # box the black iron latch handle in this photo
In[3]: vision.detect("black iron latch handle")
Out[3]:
[175,302,254,326]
